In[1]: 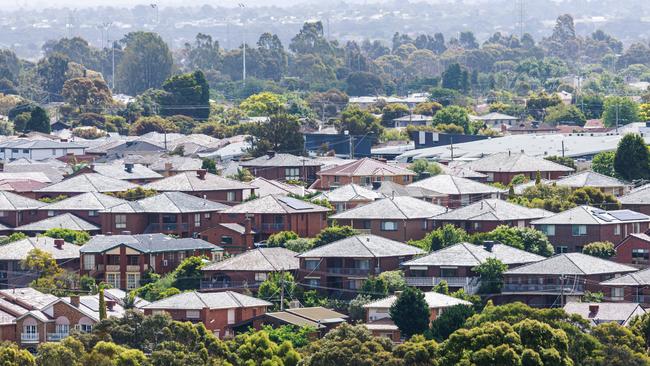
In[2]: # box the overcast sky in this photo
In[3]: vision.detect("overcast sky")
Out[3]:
[5,0,387,9]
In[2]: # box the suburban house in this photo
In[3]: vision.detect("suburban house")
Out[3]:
[33,173,138,199]
[220,195,330,240]
[37,192,127,226]
[254,307,348,337]
[201,247,299,290]
[13,213,100,235]
[0,237,79,288]
[600,268,650,305]
[79,234,223,290]
[239,153,323,183]
[148,156,203,177]
[563,302,646,326]
[313,158,416,190]
[438,164,488,182]
[200,222,255,254]
[142,291,272,339]
[330,196,447,241]
[407,174,505,208]
[619,184,650,215]
[502,253,638,307]
[99,191,229,237]
[554,170,629,196]
[614,233,650,268]
[143,170,256,205]
[314,184,381,213]
[469,112,520,130]
[0,191,46,228]
[460,152,574,185]
[402,242,544,293]
[432,199,553,233]
[85,162,164,184]
[296,234,424,298]
[0,139,86,161]
[393,114,433,128]
[531,205,650,253]
[249,177,310,197]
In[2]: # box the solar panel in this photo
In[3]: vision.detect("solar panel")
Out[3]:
[593,212,613,222]
[277,196,313,210]
[610,210,649,221]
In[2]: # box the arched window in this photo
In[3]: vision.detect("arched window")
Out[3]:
[55,316,69,335]
[77,317,93,333]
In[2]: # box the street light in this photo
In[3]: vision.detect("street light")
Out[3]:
[239,3,246,83]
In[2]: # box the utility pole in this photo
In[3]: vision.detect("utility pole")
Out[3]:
[559,274,566,307]
[561,140,565,157]
[111,40,116,91]
[279,271,285,311]
[450,136,454,161]
[616,103,620,133]
[239,3,246,83]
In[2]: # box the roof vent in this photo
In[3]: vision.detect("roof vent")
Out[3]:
[483,240,495,252]
[197,169,207,180]
[124,163,134,173]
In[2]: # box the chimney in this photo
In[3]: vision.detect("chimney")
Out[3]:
[196,169,207,180]
[483,240,495,252]
[164,162,173,172]
[267,151,276,158]
[124,163,134,173]
[54,239,64,249]
[106,300,116,311]
[588,304,599,317]
[244,217,252,235]
[70,295,80,307]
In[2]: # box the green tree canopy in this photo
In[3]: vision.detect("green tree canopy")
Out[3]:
[409,224,469,252]
[473,257,508,294]
[432,105,470,133]
[247,113,304,157]
[312,225,358,248]
[582,241,615,258]
[614,133,650,180]
[389,287,431,339]
[602,96,639,127]
[160,70,210,119]
[117,32,173,95]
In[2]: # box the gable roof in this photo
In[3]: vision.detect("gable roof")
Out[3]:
[563,302,646,326]
[223,194,330,214]
[0,237,80,261]
[314,184,381,203]
[80,233,221,254]
[35,173,138,193]
[41,192,127,211]
[298,234,425,258]
[0,288,59,310]
[408,174,505,195]
[434,199,553,222]
[240,153,322,167]
[317,158,415,177]
[92,162,163,181]
[102,191,229,214]
[0,191,46,210]
[619,184,650,205]
[330,196,447,220]
[363,291,471,309]
[142,291,272,310]
[202,247,299,272]
[531,206,650,225]
[402,242,544,267]
[555,170,627,189]
[249,177,309,197]
[461,152,575,173]
[14,213,99,232]
[600,266,650,286]
[143,171,254,192]
[505,253,638,276]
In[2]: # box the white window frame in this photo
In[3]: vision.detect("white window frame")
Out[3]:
[226,191,236,202]
[126,273,140,290]
[572,224,587,236]
[115,215,127,229]
[186,310,200,319]
[255,273,268,282]
[285,168,300,180]
[612,287,624,301]
[194,213,201,226]
[614,224,621,236]
[380,221,398,231]
[106,273,120,289]
[227,309,235,325]
[540,224,555,236]
[83,255,95,271]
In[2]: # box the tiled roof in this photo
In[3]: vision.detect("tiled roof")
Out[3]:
[142,291,272,310]
[531,206,650,225]
[80,233,221,254]
[0,172,51,183]
[92,162,163,180]
[263,311,323,328]
[0,288,59,310]
[143,171,254,192]
[512,180,552,195]
[0,237,79,260]
[438,164,487,179]
[434,199,553,222]
[600,267,650,286]
[408,174,505,195]
[285,306,348,322]
[249,177,309,197]
[402,242,544,267]
[298,234,425,258]
[317,158,415,177]
[148,155,203,172]
[330,196,447,220]
[555,170,627,189]
[461,152,575,173]
[240,153,322,167]
[314,184,381,203]
[505,253,638,275]
[36,173,138,193]
[14,213,99,232]
[619,184,650,205]
[103,191,229,213]
[0,191,46,210]
[470,112,518,121]
[363,291,471,309]
[563,302,645,326]
[223,195,330,214]
[202,248,299,272]
[0,179,49,193]
[41,192,127,211]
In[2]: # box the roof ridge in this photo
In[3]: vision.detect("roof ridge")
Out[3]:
[184,172,196,191]
[356,235,377,258]
[257,248,279,271]
[195,291,211,308]
[226,291,244,307]
[462,242,485,264]
[389,197,409,219]
[563,253,587,275]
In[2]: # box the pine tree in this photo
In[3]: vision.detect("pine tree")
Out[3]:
[389,287,430,338]
[99,287,107,320]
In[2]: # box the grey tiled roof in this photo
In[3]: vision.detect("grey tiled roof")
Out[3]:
[402,242,544,267]
[0,237,79,260]
[148,155,203,172]
[0,288,59,310]
[434,199,553,221]
[202,247,299,272]
[314,184,381,202]
[142,291,272,310]
[103,192,229,213]
[408,174,505,195]
[0,191,46,210]
[36,173,138,193]
[461,152,574,173]
[555,170,627,189]
[143,171,254,192]
[620,184,650,205]
[249,177,309,197]
[14,213,99,232]
[80,233,221,254]
[298,234,425,258]
[600,267,650,286]
[240,153,322,167]
[223,194,330,214]
[41,192,127,211]
[563,302,645,326]
[363,291,471,309]
[330,196,447,220]
[92,162,163,180]
[318,158,415,177]
[505,253,638,275]
[531,205,650,225]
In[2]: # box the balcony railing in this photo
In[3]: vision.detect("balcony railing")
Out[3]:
[105,265,120,272]
[405,276,480,287]
[258,223,286,232]
[327,267,379,276]
[200,280,264,290]
[145,223,189,233]
[21,333,38,342]
[126,265,142,272]
[502,283,585,293]
[47,333,69,341]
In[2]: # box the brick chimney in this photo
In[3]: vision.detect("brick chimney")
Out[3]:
[54,239,64,249]
[244,218,253,249]
[70,295,80,307]
[106,300,116,311]
[164,162,173,173]
[588,304,599,317]
[196,169,207,180]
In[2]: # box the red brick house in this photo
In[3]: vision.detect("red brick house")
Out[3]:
[201,247,299,290]
[614,233,650,268]
[79,233,223,290]
[239,152,323,183]
[73,162,163,184]
[314,184,381,213]
[33,173,139,199]
[0,191,46,228]
[408,175,506,208]
[461,152,574,185]
[432,199,553,233]
[297,234,424,298]
[37,192,127,226]
[600,268,650,305]
[554,170,629,196]
[220,195,330,240]
[531,205,650,253]
[330,196,447,242]
[13,212,101,235]
[620,184,650,215]
[312,158,415,190]
[143,170,256,205]
[200,222,255,254]
[142,291,272,339]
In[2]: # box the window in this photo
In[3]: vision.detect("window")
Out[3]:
[55,323,69,336]
[403,175,409,183]
[285,168,300,180]
[88,210,98,217]
[126,273,140,290]
[305,278,320,288]
[632,249,650,263]
[555,246,568,254]
[226,191,236,202]
[572,224,587,236]
[472,222,481,230]
[539,225,555,236]
[83,255,95,270]
[106,273,120,289]
[47,210,55,217]
[11,149,17,153]
[0,211,6,217]
[51,149,56,155]
[23,324,37,338]
[349,279,363,290]
[381,221,398,231]
[362,220,372,229]
[355,259,370,270]
[22,149,28,153]
[79,324,92,333]
[362,176,371,185]
[221,236,233,245]
[486,172,494,182]
[227,309,235,325]
[422,219,428,230]
[127,255,139,266]
[107,255,120,265]
[255,273,268,281]
[204,213,211,219]
[194,213,201,226]
[612,287,624,301]
[614,224,621,236]
[115,215,127,229]
[305,260,320,270]
[335,203,345,212]
[460,195,470,206]
[186,310,200,319]
[633,222,641,233]
[440,267,458,277]
[333,176,340,183]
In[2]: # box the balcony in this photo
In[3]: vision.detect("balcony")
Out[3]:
[406,276,479,287]
[200,280,263,290]
[126,265,144,272]
[47,333,69,341]
[502,283,585,294]
[106,265,120,272]
[145,223,189,233]
[21,333,38,342]
[327,267,377,276]
[258,223,286,233]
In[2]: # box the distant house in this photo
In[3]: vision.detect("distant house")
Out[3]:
[330,196,447,241]
[313,158,415,190]
[239,153,323,183]
[13,213,100,235]
[600,268,650,305]
[408,174,505,208]
[80,233,222,290]
[531,205,650,253]
[555,170,628,196]
[619,184,650,215]
[0,139,86,161]
[34,173,138,199]
[506,122,559,135]
[402,242,544,293]
[87,162,163,184]
[201,247,299,290]
[297,234,424,297]
[563,302,645,326]
[86,140,166,158]
[460,152,574,185]
[0,191,46,228]
[469,112,520,130]
[393,114,433,128]
[200,222,255,254]
[143,171,256,205]
[249,177,309,198]
[254,307,348,337]
[37,192,127,226]
[147,155,203,177]
[614,233,650,267]
[314,184,381,213]
[142,291,271,339]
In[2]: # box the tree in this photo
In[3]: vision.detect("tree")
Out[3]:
[25,106,50,134]
[413,101,442,116]
[432,105,470,133]
[159,70,210,119]
[441,63,469,92]
[603,97,639,127]
[117,32,173,95]
[240,92,285,116]
[569,186,620,210]
[228,167,255,182]
[591,322,650,366]
[527,91,562,120]
[545,155,576,170]
[36,339,81,366]
[284,238,314,253]
[108,187,157,201]
[408,224,468,251]
[409,160,442,181]
[475,225,554,256]
[545,104,587,126]
[42,228,91,245]
[247,113,303,157]
[128,116,179,136]
[267,231,299,247]
[428,304,475,341]
[592,151,617,177]
[582,241,615,258]
[258,272,296,310]
[37,53,70,101]
[338,105,384,136]
[62,77,112,112]
[312,225,358,248]
[200,158,217,174]
[473,258,508,294]
[614,133,650,180]
[171,256,205,290]
[389,287,431,339]
[0,341,36,365]
[346,72,383,96]
[378,270,407,293]
[348,294,374,322]
[360,276,388,299]
[381,103,409,128]
[21,248,59,277]
[99,287,107,320]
